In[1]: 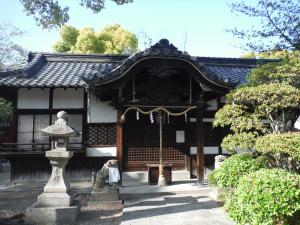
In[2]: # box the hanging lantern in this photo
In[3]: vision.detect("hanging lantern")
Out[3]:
[136,110,140,120]
[167,113,170,124]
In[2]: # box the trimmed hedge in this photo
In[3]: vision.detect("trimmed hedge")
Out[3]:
[212,153,265,189]
[256,132,300,161]
[225,169,300,225]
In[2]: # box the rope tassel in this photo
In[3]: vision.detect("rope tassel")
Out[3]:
[150,112,154,124]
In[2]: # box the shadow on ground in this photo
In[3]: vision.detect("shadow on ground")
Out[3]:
[121,193,219,222]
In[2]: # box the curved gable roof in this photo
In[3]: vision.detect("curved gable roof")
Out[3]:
[85,39,242,88]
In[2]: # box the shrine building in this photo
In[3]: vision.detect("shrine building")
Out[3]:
[0,39,274,183]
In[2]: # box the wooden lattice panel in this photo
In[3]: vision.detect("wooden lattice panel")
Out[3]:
[87,124,116,146]
[127,147,184,163]
[162,147,185,161]
[107,125,117,145]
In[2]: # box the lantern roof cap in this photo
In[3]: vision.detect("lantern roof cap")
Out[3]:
[41,111,79,137]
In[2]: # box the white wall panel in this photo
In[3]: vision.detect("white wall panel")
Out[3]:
[18,88,49,109]
[220,96,226,103]
[53,88,84,109]
[88,93,117,123]
[222,148,230,154]
[203,118,214,122]
[204,146,219,154]
[190,146,219,155]
[206,99,218,110]
[86,147,117,157]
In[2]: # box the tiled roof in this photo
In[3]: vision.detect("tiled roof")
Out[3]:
[0,53,125,87]
[0,39,278,88]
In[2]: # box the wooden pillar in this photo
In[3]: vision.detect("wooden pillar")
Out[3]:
[196,105,205,185]
[185,117,191,176]
[217,97,222,155]
[157,110,167,186]
[117,110,123,181]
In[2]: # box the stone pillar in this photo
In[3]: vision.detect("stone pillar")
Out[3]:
[214,155,226,169]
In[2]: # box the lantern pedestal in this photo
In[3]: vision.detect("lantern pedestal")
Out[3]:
[26,149,79,225]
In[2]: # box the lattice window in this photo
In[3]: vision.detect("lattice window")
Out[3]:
[87,124,116,146]
[127,147,184,163]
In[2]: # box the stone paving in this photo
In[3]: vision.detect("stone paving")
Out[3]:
[0,162,10,187]
[120,181,235,225]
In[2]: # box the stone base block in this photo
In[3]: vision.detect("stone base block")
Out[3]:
[209,187,225,202]
[90,187,119,203]
[26,201,80,225]
[38,193,72,207]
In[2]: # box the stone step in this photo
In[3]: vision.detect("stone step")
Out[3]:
[122,171,148,183]
[122,170,191,183]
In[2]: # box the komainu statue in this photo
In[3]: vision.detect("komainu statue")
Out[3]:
[93,159,119,189]
[89,159,120,204]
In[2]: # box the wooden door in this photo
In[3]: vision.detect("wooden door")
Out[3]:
[123,111,187,171]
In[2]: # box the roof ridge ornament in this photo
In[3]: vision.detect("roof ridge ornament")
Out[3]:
[22,53,45,78]
[143,38,186,57]
[151,39,179,51]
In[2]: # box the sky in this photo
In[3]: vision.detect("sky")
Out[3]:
[0,0,257,57]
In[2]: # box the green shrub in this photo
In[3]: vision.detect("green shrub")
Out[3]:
[256,132,300,161]
[255,155,272,168]
[213,153,265,189]
[225,169,300,225]
[0,97,12,122]
[221,132,257,154]
[207,169,218,187]
[256,133,300,172]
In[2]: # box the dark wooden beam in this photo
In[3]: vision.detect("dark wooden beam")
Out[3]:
[217,97,223,155]
[82,90,88,143]
[185,115,191,177]
[117,110,123,182]
[49,88,53,124]
[196,104,205,185]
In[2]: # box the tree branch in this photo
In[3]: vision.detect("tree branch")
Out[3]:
[262,1,296,48]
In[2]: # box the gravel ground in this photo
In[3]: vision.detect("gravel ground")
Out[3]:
[0,170,234,225]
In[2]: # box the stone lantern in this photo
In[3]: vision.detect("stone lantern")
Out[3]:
[26,111,80,225]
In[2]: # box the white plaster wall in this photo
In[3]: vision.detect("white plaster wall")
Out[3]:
[53,88,84,109]
[190,118,215,122]
[190,146,219,155]
[88,93,117,123]
[206,99,218,110]
[220,96,226,103]
[203,118,214,122]
[18,88,49,109]
[86,147,117,157]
